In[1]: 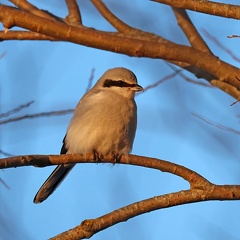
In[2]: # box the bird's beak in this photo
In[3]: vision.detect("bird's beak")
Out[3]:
[133,84,144,92]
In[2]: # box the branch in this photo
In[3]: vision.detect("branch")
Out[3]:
[167,63,214,88]
[1,154,239,239]
[139,69,183,94]
[51,185,239,239]
[192,112,240,135]
[0,109,74,125]
[172,8,211,53]
[65,0,82,26]
[0,5,239,93]
[0,30,57,41]
[91,0,135,33]
[9,0,57,20]
[202,29,240,63]
[152,0,240,20]
[0,100,34,118]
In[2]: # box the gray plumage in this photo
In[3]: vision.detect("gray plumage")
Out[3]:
[33,67,143,203]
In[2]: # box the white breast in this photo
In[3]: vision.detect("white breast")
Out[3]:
[65,89,137,156]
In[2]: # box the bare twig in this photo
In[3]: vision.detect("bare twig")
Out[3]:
[65,0,82,26]
[167,63,213,87]
[139,70,183,94]
[228,35,240,38]
[192,112,240,135]
[152,0,240,20]
[0,149,14,157]
[85,68,95,92]
[172,8,211,53]
[202,29,240,63]
[0,51,7,59]
[0,109,74,125]
[0,101,34,118]
[0,178,11,190]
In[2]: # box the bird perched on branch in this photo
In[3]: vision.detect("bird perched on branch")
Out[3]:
[33,67,143,204]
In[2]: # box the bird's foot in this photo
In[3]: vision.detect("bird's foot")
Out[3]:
[112,152,122,163]
[93,150,103,162]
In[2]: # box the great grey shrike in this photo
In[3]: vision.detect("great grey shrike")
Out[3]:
[33,67,143,203]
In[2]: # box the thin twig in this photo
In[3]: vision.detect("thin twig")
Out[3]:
[0,101,34,118]
[227,35,240,38]
[192,112,240,135]
[0,149,14,157]
[85,68,95,92]
[0,178,11,190]
[167,63,213,87]
[202,29,240,63]
[0,109,74,125]
[0,51,7,59]
[138,70,183,95]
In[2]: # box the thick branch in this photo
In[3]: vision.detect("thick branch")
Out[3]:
[0,5,239,95]
[1,155,239,239]
[152,0,240,20]
[51,185,240,239]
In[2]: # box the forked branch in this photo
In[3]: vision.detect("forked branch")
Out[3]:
[1,154,239,239]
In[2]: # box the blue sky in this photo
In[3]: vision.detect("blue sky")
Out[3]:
[1,1,240,239]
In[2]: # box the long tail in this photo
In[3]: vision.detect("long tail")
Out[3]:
[33,163,75,204]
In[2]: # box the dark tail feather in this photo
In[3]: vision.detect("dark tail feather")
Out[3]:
[33,163,75,204]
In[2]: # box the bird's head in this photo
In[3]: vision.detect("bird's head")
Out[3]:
[95,67,143,99]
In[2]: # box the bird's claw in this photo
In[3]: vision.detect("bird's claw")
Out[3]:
[112,152,122,163]
[93,150,103,162]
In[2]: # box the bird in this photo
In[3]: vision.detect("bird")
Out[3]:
[33,67,143,204]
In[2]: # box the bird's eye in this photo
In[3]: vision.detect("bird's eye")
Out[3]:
[117,80,124,86]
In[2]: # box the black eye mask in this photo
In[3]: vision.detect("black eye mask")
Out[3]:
[103,79,137,88]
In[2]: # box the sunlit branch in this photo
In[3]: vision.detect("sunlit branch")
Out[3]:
[51,184,240,239]
[9,0,56,20]
[1,4,240,98]
[152,0,240,20]
[65,0,82,26]
[0,31,57,41]
[91,0,134,33]
[172,8,211,53]
[1,153,239,239]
